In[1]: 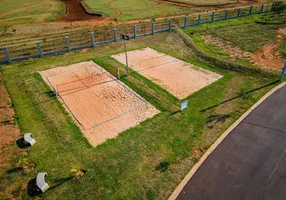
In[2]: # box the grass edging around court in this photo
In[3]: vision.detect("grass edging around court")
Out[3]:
[168,81,286,200]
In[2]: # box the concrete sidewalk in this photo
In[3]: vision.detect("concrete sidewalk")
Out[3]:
[177,84,286,200]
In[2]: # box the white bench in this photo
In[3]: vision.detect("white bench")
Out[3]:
[36,172,49,193]
[24,133,36,146]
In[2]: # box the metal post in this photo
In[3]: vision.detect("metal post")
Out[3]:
[118,67,120,79]
[91,32,95,47]
[113,28,117,42]
[134,25,137,38]
[36,41,43,57]
[260,4,264,13]
[152,22,155,35]
[169,19,172,31]
[198,14,201,25]
[184,16,188,28]
[249,5,253,15]
[65,36,70,52]
[211,12,215,22]
[3,46,11,63]
[280,64,286,81]
[124,39,129,76]
[225,10,229,20]
[238,8,241,17]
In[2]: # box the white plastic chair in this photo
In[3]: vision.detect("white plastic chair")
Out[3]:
[24,133,36,146]
[36,172,49,192]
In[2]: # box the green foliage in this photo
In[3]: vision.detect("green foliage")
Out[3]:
[82,0,202,21]
[272,1,286,13]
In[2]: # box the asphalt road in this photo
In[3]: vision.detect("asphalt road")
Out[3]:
[177,85,286,200]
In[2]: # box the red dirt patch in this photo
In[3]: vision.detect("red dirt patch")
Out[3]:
[252,44,285,70]
[58,0,102,22]
[202,32,285,71]
[0,73,24,199]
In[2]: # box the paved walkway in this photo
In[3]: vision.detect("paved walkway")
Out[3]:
[177,85,286,200]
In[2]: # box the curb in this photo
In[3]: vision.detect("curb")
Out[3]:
[168,82,286,200]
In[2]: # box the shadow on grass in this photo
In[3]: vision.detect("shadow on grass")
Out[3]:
[154,161,170,173]
[27,176,74,197]
[27,178,42,197]
[200,80,279,112]
[16,138,31,149]
[6,167,23,174]
[170,110,181,116]
[206,114,231,129]
[48,176,74,191]
[0,119,14,125]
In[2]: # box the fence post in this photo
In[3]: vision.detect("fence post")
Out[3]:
[36,41,42,57]
[260,4,264,13]
[169,19,172,31]
[225,10,229,20]
[184,16,188,28]
[3,46,11,63]
[133,26,137,38]
[197,14,201,25]
[113,28,117,42]
[249,5,253,15]
[237,8,241,17]
[65,36,70,52]
[152,22,155,35]
[91,32,95,47]
[280,64,286,81]
[211,12,215,22]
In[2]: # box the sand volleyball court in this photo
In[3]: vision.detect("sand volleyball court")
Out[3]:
[40,61,159,146]
[112,47,222,99]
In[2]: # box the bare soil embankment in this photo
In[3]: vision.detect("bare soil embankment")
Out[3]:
[58,0,102,22]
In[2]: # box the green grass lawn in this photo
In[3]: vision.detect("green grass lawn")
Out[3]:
[171,0,237,5]
[0,0,65,24]
[0,30,279,199]
[82,0,205,20]
[184,10,286,56]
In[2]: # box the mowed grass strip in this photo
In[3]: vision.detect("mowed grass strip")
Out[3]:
[169,0,236,6]
[1,31,279,199]
[82,0,203,20]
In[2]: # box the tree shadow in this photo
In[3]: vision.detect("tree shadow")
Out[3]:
[200,80,279,113]
[206,114,231,129]
[16,138,31,149]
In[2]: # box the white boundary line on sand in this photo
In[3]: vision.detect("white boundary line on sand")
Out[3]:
[168,82,286,200]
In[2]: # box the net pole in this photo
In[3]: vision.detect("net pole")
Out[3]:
[55,85,58,98]
[124,39,129,76]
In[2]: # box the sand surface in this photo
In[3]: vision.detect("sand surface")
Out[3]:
[40,61,159,146]
[112,47,222,99]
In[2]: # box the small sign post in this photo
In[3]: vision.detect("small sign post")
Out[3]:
[120,34,130,76]
[180,100,189,111]
[280,63,286,82]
